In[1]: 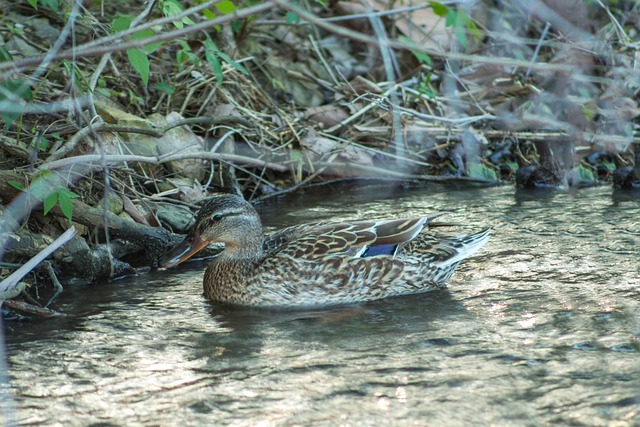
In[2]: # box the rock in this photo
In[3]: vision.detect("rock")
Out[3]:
[154,203,195,233]
[150,112,207,182]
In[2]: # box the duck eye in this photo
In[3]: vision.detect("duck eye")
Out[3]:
[212,213,223,222]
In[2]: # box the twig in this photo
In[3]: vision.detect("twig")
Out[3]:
[43,261,63,308]
[0,96,91,115]
[47,115,254,162]
[325,86,397,133]
[526,22,550,77]
[310,161,498,183]
[271,0,585,74]
[395,105,496,125]
[0,2,275,75]
[1,299,63,317]
[365,1,404,169]
[256,3,434,25]
[0,227,77,304]
[594,0,632,46]
[10,0,81,98]
[38,152,288,173]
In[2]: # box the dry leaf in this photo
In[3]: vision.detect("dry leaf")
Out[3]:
[305,105,349,128]
[301,129,373,168]
[348,75,382,95]
[332,1,371,33]
[122,195,151,226]
[371,0,452,51]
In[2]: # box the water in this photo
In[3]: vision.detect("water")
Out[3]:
[2,184,639,426]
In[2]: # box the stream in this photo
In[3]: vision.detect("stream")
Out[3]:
[2,184,639,426]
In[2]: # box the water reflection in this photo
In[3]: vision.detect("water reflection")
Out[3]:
[3,184,640,426]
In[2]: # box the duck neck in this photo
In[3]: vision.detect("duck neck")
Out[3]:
[203,231,264,303]
[222,229,264,261]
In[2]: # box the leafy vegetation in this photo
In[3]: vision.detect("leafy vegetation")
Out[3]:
[8,172,80,223]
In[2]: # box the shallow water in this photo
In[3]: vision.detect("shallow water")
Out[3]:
[2,184,639,426]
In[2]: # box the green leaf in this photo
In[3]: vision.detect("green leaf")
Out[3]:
[131,29,163,53]
[162,0,189,28]
[445,9,457,27]
[417,78,436,99]
[454,25,468,48]
[176,50,188,70]
[413,51,432,66]
[126,48,150,86]
[0,47,13,62]
[40,0,57,12]
[176,49,199,72]
[58,187,80,199]
[467,20,483,41]
[31,135,50,151]
[111,16,132,32]
[399,36,432,66]
[0,78,33,128]
[43,192,58,215]
[468,162,498,180]
[1,78,33,101]
[290,148,303,161]
[57,188,78,222]
[216,51,248,74]
[207,51,223,85]
[35,169,53,180]
[28,0,57,11]
[2,113,19,129]
[30,183,47,202]
[215,0,236,14]
[177,39,192,52]
[583,105,596,121]
[576,165,595,181]
[505,162,519,171]
[428,1,448,17]
[8,180,24,191]
[452,12,468,48]
[285,11,300,24]
[152,81,175,95]
[271,79,285,91]
[95,87,110,97]
[58,192,74,221]
[602,162,616,171]
[161,0,183,14]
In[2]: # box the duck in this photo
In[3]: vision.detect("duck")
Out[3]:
[161,193,490,307]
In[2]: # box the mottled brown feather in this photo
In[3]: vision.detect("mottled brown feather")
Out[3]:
[163,194,490,307]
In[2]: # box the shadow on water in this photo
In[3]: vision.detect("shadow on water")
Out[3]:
[3,183,640,426]
[196,289,465,355]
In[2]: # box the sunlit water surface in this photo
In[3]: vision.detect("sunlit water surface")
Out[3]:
[2,184,639,426]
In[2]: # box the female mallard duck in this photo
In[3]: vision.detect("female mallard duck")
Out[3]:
[161,193,490,307]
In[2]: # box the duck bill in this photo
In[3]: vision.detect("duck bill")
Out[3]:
[161,231,210,268]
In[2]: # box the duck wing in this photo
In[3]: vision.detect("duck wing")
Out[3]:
[263,214,444,261]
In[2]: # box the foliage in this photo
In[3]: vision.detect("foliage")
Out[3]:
[125,48,151,87]
[0,47,32,128]
[8,172,80,223]
[0,78,33,129]
[416,73,436,99]
[468,162,499,181]
[575,165,596,182]
[109,0,246,88]
[111,16,161,88]
[428,1,483,49]
[204,38,248,84]
[401,35,433,67]
[26,0,60,12]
